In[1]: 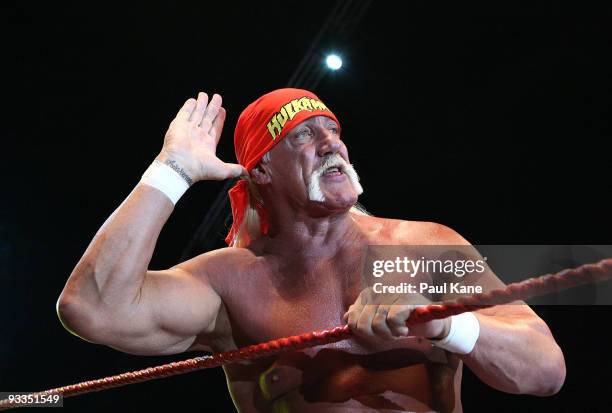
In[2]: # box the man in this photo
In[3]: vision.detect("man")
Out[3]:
[57,88,565,412]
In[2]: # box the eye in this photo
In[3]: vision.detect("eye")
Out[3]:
[326,124,339,135]
[295,128,314,140]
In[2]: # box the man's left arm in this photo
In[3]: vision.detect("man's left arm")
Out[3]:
[434,224,566,396]
[459,303,565,395]
[344,223,566,396]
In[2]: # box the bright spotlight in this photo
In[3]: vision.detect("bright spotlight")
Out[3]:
[325,54,343,70]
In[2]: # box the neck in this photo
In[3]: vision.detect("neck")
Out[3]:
[262,201,361,259]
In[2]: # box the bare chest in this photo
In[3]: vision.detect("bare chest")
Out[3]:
[224,267,356,348]
[211,248,458,412]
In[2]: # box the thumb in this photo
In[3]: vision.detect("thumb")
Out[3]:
[224,163,248,179]
[395,326,409,337]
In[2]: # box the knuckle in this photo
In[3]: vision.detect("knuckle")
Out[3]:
[386,313,405,326]
[372,312,387,324]
[347,304,361,314]
[371,321,387,335]
[356,316,371,332]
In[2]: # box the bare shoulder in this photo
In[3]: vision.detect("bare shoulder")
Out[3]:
[172,246,262,285]
[351,213,470,245]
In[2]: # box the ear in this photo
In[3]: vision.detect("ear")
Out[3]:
[250,163,271,185]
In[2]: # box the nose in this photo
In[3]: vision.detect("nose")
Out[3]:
[317,129,342,157]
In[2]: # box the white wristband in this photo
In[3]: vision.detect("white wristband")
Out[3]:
[430,312,480,354]
[140,160,191,205]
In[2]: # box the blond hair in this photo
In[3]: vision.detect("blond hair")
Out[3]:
[230,179,265,248]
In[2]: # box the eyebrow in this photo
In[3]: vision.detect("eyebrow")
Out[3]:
[303,119,338,127]
[291,118,339,134]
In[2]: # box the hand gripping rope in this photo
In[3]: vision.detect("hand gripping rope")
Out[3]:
[1,258,611,410]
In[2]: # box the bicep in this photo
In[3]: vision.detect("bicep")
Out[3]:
[103,267,222,355]
[422,223,552,334]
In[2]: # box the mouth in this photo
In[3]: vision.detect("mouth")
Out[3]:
[322,165,344,177]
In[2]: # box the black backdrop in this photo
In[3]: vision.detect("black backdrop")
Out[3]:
[3,2,612,412]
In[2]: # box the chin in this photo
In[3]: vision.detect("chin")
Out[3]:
[307,173,362,213]
[318,190,359,212]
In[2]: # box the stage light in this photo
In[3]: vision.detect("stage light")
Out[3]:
[325,54,343,70]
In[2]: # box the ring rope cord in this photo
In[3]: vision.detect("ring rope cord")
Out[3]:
[1,258,610,410]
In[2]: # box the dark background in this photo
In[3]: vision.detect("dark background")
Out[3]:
[3,1,612,412]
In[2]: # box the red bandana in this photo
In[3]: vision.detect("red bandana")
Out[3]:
[225,88,340,246]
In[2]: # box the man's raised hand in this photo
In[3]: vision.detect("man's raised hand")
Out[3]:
[157,92,247,182]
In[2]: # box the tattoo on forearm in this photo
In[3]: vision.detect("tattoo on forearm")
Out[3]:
[164,160,194,186]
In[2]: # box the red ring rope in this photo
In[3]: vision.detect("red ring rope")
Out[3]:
[1,258,610,410]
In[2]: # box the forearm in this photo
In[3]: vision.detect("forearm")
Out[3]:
[58,92,242,345]
[59,182,174,314]
[460,311,566,396]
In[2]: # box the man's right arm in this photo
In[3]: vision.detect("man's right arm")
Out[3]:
[57,183,223,355]
[57,92,246,355]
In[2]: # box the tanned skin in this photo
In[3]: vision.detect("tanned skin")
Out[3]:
[57,92,565,412]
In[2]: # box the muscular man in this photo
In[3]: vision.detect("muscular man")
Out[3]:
[57,88,565,412]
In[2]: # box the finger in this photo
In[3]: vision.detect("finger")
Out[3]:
[199,118,213,134]
[209,107,227,144]
[200,103,220,131]
[355,304,378,339]
[387,305,413,337]
[342,304,358,324]
[345,303,362,330]
[190,92,209,123]
[202,93,222,126]
[371,304,395,340]
[175,98,196,121]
